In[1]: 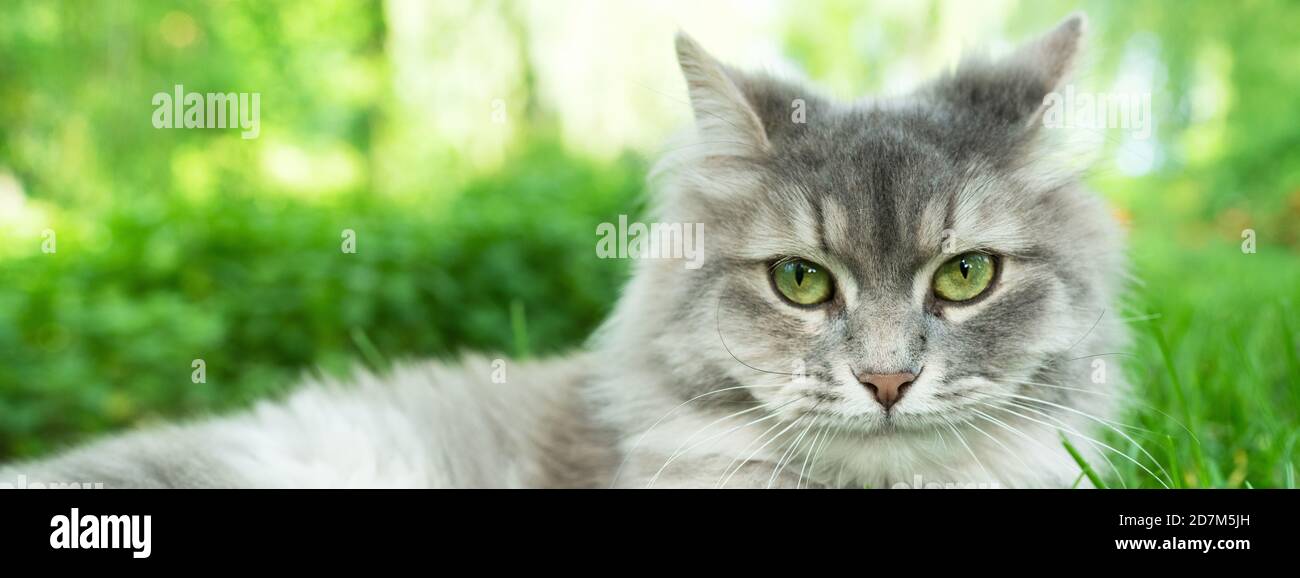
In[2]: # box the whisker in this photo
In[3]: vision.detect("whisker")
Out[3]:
[833,444,850,488]
[966,417,1035,476]
[1065,308,1107,352]
[939,416,993,482]
[719,414,808,488]
[802,424,839,489]
[794,427,824,489]
[1064,352,1137,361]
[1000,378,1113,398]
[768,415,819,488]
[933,424,952,454]
[969,407,1051,452]
[715,291,799,377]
[996,391,1172,486]
[647,398,796,488]
[997,377,1200,444]
[1003,399,1138,489]
[791,425,825,489]
[712,411,797,488]
[970,398,1131,488]
[611,383,786,487]
[912,428,967,479]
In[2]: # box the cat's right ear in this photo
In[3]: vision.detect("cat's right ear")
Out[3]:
[675,32,771,156]
[928,14,1087,128]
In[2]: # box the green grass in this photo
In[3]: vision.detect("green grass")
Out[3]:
[1089,224,1300,488]
[1063,433,1110,489]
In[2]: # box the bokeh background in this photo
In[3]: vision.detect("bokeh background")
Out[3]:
[0,0,1296,487]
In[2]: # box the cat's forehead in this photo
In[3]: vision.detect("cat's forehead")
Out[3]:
[771,105,970,202]
[765,112,962,249]
[743,108,1039,281]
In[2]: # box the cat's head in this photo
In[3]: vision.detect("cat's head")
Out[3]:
[609,15,1125,438]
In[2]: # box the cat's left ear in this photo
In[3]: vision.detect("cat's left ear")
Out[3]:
[675,32,771,156]
[929,13,1086,127]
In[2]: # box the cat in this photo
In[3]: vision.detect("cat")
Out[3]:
[1,13,1128,489]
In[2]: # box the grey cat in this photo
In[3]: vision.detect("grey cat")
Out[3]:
[1,14,1128,489]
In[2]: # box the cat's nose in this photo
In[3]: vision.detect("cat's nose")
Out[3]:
[855,371,916,410]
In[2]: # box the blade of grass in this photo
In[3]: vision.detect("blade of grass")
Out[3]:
[1278,303,1300,409]
[1152,325,1209,485]
[1163,435,1183,489]
[1062,433,1108,489]
[349,327,388,373]
[1153,326,1192,428]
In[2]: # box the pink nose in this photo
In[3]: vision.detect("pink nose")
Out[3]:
[855,371,916,410]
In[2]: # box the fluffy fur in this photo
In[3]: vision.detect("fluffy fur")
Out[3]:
[1,14,1128,489]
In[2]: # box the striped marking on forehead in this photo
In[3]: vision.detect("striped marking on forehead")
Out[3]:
[921,171,1040,256]
[819,194,855,255]
[819,182,927,273]
[732,184,823,260]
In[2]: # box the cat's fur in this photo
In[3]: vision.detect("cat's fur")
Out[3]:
[1,14,1127,489]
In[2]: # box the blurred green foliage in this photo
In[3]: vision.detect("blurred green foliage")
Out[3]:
[0,0,1296,486]
[0,0,642,457]
[0,141,642,457]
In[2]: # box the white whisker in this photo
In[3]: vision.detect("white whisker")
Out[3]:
[647,398,796,488]
[801,425,838,489]
[720,414,808,488]
[966,418,1035,476]
[997,391,1172,486]
[768,415,820,489]
[611,383,786,487]
[940,417,993,482]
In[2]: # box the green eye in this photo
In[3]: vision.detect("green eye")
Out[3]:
[933,252,996,302]
[773,259,833,305]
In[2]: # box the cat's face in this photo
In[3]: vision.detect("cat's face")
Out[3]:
[640,16,1124,439]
